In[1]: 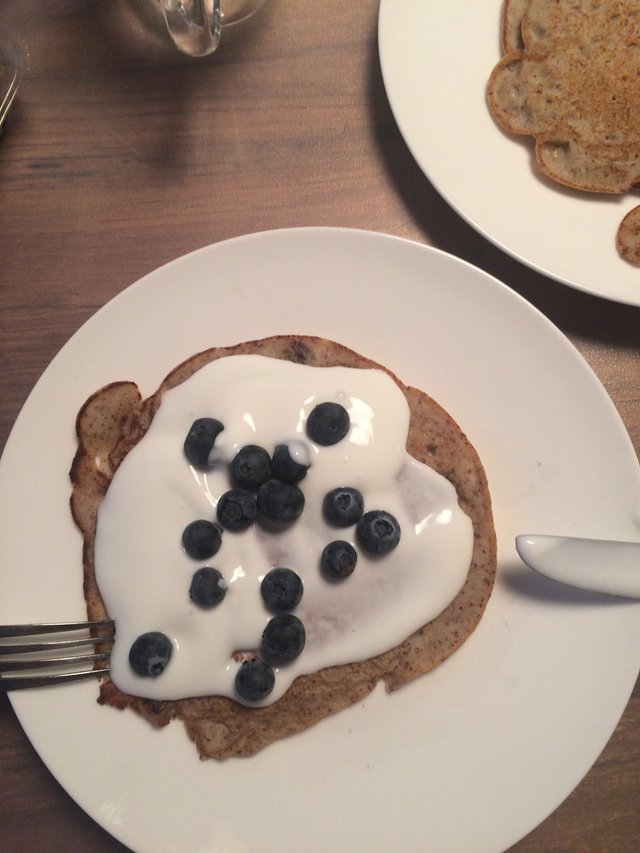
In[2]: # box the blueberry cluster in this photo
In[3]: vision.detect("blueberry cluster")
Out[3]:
[236,568,306,702]
[320,489,401,580]
[216,443,308,530]
[127,400,402,700]
[128,409,312,689]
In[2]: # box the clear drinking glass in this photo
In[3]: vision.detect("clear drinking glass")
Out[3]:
[161,0,268,57]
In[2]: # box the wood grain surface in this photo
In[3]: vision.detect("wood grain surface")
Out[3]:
[1,1,638,850]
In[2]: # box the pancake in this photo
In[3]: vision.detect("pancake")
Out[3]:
[488,0,640,264]
[617,206,640,265]
[70,335,496,759]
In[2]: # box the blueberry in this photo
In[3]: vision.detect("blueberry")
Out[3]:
[189,567,227,608]
[320,540,357,580]
[261,568,303,612]
[322,487,364,527]
[235,659,275,702]
[356,509,401,555]
[183,418,224,467]
[306,402,350,446]
[230,444,272,489]
[257,479,305,525]
[271,443,309,484]
[182,519,223,559]
[217,489,258,531]
[261,614,306,664]
[129,632,172,678]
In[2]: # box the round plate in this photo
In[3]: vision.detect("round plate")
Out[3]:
[378,0,640,307]
[1,228,639,852]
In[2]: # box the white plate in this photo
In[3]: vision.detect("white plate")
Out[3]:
[378,0,640,307]
[1,228,639,853]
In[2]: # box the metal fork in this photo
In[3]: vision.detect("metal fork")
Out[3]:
[0,52,22,133]
[0,620,114,691]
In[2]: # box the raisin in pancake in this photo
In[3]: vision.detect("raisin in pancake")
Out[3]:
[488,0,640,263]
[70,335,496,760]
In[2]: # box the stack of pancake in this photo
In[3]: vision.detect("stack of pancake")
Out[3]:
[487,0,640,264]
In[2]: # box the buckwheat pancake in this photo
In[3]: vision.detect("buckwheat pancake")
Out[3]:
[617,206,640,265]
[70,335,496,760]
[488,0,640,264]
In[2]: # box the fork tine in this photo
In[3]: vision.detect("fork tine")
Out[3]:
[0,635,114,655]
[0,620,114,690]
[0,650,111,672]
[0,65,21,130]
[1,667,111,691]
[0,620,114,656]
[0,619,113,638]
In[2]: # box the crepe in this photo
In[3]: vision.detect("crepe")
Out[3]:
[70,335,496,759]
[617,205,640,265]
[487,0,640,264]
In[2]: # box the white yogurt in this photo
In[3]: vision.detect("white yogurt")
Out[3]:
[95,355,473,705]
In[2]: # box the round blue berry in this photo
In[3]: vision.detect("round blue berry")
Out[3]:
[235,659,275,702]
[182,519,223,560]
[261,568,303,612]
[322,487,364,527]
[271,443,309,484]
[261,614,306,664]
[320,540,357,580]
[257,479,305,525]
[306,402,350,446]
[356,509,401,555]
[183,418,224,467]
[189,567,227,608]
[129,632,172,678]
[217,489,257,531]
[230,444,272,489]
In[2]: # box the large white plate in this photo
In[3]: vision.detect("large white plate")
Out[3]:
[1,228,639,853]
[378,0,640,307]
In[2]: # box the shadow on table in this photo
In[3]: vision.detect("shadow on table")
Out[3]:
[0,0,274,175]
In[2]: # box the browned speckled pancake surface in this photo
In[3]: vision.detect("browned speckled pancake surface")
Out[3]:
[488,0,640,264]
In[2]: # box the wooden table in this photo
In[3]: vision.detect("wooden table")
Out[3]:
[1,1,638,850]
